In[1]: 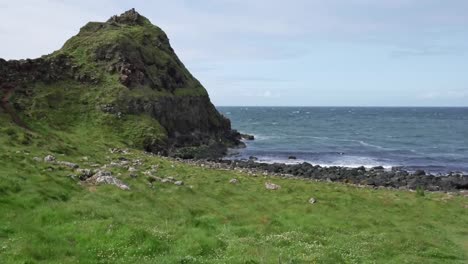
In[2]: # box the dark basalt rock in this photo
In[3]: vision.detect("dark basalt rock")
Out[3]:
[213,159,468,192]
[413,170,426,176]
[107,8,145,25]
[241,134,255,140]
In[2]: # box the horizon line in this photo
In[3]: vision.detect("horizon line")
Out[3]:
[215,105,468,108]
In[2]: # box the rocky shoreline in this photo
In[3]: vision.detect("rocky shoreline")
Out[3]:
[178,158,468,193]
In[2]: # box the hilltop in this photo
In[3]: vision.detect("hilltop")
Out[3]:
[0,8,241,158]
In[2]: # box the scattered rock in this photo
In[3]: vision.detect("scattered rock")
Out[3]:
[265,182,281,190]
[174,181,184,186]
[147,176,162,183]
[308,197,316,204]
[86,170,130,190]
[110,160,129,167]
[128,167,138,172]
[229,178,239,184]
[44,155,56,163]
[57,161,79,169]
[109,148,130,155]
[414,170,426,176]
[132,159,143,166]
[76,168,94,180]
[241,134,255,140]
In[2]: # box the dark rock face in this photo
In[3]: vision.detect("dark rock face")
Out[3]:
[107,8,144,25]
[0,55,75,86]
[123,95,239,153]
[0,9,241,157]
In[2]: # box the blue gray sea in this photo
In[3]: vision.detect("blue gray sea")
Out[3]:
[217,107,468,174]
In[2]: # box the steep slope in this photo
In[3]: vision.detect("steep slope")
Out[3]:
[0,9,240,157]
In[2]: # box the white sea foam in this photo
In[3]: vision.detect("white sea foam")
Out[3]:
[254,155,394,170]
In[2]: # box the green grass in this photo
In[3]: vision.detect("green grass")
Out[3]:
[1,118,467,263]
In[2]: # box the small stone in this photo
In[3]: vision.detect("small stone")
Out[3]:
[57,161,79,169]
[265,182,281,190]
[129,173,138,178]
[76,168,94,180]
[308,197,316,204]
[86,170,130,190]
[128,167,137,172]
[174,181,184,186]
[147,176,162,183]
[44,155,56,163]
[229,178,239,184]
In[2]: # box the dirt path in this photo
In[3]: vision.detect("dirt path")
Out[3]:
[1,84,31,130]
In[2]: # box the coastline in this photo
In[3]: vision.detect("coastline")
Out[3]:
[177,156,468,193]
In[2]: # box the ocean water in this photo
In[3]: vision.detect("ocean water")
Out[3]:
[217,107,468,174]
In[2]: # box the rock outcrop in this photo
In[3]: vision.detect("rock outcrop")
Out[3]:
[0,9,241,157]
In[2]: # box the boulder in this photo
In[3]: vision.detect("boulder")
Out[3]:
[86,170,130,190]
[229,178,239,184]
[147,176,162,183]
[414,170,426,176]
[76,168,94,180]
[265,182,281,190]
[44,155,56,163]
[174,181,184,186]
[57,161,79,169]
[249,156,258,161]
[241,134,255,140]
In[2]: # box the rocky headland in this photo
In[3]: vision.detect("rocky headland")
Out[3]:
[0,9,243,158]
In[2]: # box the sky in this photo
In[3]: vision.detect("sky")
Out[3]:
[1,0,467,106]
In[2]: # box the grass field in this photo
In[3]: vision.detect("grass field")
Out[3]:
[1,119,467,263]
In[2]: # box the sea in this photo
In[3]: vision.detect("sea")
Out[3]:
[217,107,468,174]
